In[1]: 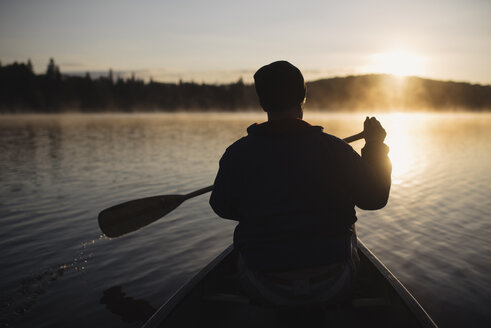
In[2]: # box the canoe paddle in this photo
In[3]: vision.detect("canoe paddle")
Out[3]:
[98,131,365,238]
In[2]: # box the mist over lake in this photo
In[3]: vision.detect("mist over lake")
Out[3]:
[1,112,490,327]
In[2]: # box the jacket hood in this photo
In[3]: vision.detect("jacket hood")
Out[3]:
[247,119,323,137]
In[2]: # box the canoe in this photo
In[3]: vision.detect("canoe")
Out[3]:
[142,240,437,328]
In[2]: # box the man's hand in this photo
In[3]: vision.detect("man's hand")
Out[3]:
[364,117,386,144]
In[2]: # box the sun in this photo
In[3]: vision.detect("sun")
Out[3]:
[367,51,427,77]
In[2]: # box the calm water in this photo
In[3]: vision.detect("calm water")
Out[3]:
[0,112,490,327]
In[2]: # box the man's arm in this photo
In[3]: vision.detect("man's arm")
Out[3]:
[209,149,240,220]
[351,117,392,210]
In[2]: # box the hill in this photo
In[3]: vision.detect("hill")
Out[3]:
[307,74,491,111]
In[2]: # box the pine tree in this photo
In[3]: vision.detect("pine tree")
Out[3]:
[108,69,114,84]
[46,58,61,80]
[27,59,33,72]
[46,58,56,78]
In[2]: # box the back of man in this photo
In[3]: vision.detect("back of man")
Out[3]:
[210,61,391,306]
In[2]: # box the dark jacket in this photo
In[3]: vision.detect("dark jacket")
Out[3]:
[210,119,391,271]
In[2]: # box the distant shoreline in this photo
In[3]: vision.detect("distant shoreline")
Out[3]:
[2,59,491,113]
[2,110,490,118]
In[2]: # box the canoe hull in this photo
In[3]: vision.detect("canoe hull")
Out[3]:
[143,240,437,328]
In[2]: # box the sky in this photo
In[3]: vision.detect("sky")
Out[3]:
[1,0,490,84]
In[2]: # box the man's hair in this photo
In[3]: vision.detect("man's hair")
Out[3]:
[253,61,306,112]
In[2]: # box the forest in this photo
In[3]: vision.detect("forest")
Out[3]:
[1,59,490,112]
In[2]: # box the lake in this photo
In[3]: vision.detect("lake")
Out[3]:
[0,112,490,327]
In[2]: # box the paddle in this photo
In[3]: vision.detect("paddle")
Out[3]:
[98,131,365,238]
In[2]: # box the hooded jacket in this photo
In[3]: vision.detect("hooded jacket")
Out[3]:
[210,119,391,271]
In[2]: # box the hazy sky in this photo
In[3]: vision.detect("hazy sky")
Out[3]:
[1,0,490,84]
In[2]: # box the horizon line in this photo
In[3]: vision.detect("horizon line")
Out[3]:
[60,70,491,87]
[2,59,490,86]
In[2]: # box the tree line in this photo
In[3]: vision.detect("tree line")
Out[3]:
[1,59,490,113]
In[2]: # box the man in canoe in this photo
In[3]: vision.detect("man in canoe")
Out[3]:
[210,60,391,307]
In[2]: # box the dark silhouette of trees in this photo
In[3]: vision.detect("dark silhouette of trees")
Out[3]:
[46,58,61,81]
[0,60,40,110]
[27,59,33,73]
[108,69,114,84]
[0,59,490,113]
[41,58,63,111]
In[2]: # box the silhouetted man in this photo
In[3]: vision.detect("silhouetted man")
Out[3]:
[210,60,391,307]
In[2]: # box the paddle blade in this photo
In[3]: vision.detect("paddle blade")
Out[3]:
[98,195,186,238]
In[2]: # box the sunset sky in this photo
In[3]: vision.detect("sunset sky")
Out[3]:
[1,0,490,84]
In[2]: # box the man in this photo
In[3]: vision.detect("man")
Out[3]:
[210,60,391,307]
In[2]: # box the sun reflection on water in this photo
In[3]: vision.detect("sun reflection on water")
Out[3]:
[383,113,417,185]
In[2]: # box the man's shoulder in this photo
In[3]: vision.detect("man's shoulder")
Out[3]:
[225,122,260,152]
[319,131,355,152]
[220,136,250,162]
[227,135,251,151]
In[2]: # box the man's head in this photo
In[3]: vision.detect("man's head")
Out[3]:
[254,61,306,113]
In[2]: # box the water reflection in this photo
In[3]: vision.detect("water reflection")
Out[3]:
[384,113,417,183]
